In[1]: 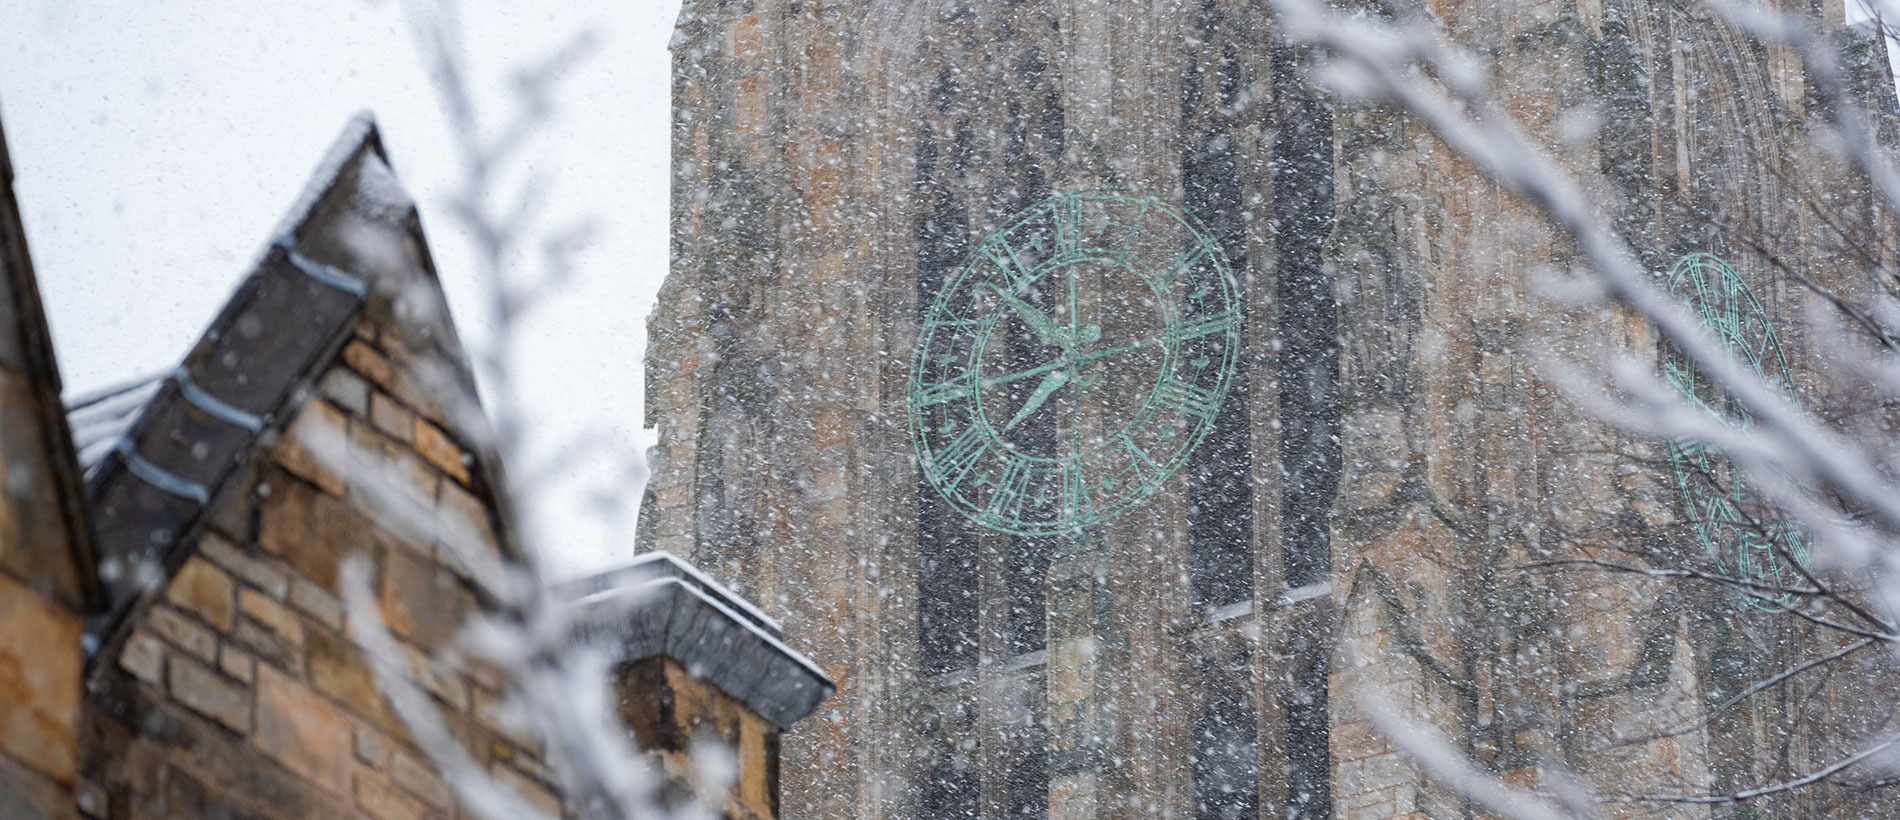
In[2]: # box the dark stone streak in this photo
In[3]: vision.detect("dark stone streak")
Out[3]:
[1183,0,1255,615]
[1273,45,1336,820]
[915,123,981,678]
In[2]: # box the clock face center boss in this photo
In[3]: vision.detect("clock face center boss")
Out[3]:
[909,190,1241,536]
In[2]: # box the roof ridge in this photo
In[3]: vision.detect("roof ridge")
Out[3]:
[81,114,430,647]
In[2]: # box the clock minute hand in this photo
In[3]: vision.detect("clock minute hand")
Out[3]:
[981,336,1167,390]
[1003,370,1069,432]
[989,284,1072,349]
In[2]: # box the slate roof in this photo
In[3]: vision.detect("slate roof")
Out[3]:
[82,115,403,626]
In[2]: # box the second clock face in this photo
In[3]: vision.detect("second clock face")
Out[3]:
[1661,252,1808,605]
[909,190,1240,536]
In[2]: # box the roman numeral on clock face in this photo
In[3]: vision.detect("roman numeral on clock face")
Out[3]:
[1169,312,1236,341]
[981,240,1036,291]
[915,378,975,406]
[1155,245,1210,287]
[988,456,1033,516]
[1063,463,1092,517]
[1122,434,1166,481]
[1056,198,1083,256]
[1152,378,1220,419]
[930,425,989,491]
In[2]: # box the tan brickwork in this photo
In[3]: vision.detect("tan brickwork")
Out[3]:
[79,320,551,819]
[0,114,93,820]
[616,656,785,820]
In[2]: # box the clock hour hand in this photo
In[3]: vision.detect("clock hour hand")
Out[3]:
[989,283,1072,349]
[1003,370,1069,432]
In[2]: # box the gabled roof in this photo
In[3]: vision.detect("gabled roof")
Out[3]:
[81,115,488,630]
[0,110,100,612]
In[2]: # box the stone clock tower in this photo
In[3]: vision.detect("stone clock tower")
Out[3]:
[643,1,1900,818]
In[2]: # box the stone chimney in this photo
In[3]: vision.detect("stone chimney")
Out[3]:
[563,552,835,820]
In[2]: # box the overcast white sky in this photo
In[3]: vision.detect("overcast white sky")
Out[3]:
[0,0,680,578]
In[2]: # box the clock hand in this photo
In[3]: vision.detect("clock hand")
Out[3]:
[1003,370,1069,432]
[989,283,1072,349]
[981,337,1167,389]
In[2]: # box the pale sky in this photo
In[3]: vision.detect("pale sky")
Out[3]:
[0,0,680,578]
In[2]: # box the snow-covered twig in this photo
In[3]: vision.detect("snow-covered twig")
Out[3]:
[1360,695,1593,820]
[1274,0,1900,809]
[319,2,705,818]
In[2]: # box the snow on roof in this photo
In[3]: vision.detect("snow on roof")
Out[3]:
[562,550,783,635]
[65,373,163,476]
[562,552,834,726]
[265,111,381,244]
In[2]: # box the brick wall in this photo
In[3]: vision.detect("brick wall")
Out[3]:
[54,120,826,820]
[80,309,554,819]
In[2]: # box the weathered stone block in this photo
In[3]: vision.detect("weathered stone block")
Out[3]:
[320,366,370,417]
[391,749,452,810]
[0,574,80,783]
[437,480,499,571]
[401,643,469,712]
[218,644,256,685]
[1359,750,1414,794]
[236,588,305,669]
[259,476,381,588]
[413,420,470,486]
[355,727,390,768]
[382,549,465,648]
[345,340,395,390]
[355,772,429,820]
[275,401,349,496]
[146,606,216,662]
[255,665,353,795]
[371,393,415,443]
[473,686,540,754]
[198,531,290,600]
[118,630,165,686]
[167,655,251,733]
[289,575,346,631]
[493,762,561,818]
[165,556,236,631]
[306,627,403,737]
[380,439,439,513]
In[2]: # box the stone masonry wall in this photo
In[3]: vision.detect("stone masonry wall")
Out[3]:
[79,313,554,820]
[0,116,93,820]
[617,656,785,820]
[1326,1,1898,818]
[651,0,1900,817]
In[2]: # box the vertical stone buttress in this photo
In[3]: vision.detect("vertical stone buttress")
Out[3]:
[0,115,96,820]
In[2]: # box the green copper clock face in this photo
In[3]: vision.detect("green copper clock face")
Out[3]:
[909,190,1240,536]
[1661,253,1809,607]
